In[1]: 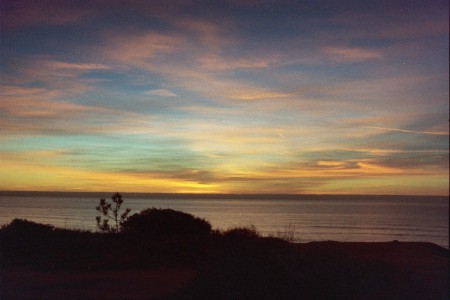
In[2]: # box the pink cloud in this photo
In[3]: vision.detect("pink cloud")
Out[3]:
[324,47,382,63]
[43,61,110,71]
[2,58,110,100]
[198,55,279,71]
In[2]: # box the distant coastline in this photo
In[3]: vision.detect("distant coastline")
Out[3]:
[0,190,448,201]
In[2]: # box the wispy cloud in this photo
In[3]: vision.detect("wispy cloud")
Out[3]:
[364,126,449,136]
[43,61,110,71]
[198,55,280,71]
[145,89,177,97]
[103,32,181,67]
[324,47,382,63]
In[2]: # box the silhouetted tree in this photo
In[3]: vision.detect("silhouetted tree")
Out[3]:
[96,193,131,233]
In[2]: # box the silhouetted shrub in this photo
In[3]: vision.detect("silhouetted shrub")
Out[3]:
[1,218,55,235]
[96,192,131,233]
[0,218,125,271]
[223,225,260,239]
[121,208,212,236]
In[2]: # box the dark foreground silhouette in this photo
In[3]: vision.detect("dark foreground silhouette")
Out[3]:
[1,213,448,300]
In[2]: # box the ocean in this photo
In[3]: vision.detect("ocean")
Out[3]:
[0,193,448,248]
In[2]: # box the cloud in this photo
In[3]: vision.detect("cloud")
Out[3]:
[1,158,220,193]
[323,47,382,63]
[0,98,91,118]
[43,61,110,71]
[2,57,112,102]
[0,83,150,137]
[229,90,291,101]
[145,89,177,97]
[102,32,182,67]
[198,55,279,71]
[363,126,449,136]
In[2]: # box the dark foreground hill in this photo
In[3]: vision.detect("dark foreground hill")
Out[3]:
[1,218,448,300]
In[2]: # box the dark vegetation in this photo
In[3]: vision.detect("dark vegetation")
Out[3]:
[96,192,131,232]
[1,194,448,300]
[122,208,211,236]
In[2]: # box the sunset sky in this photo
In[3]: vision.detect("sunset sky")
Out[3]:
[1,1,448,195]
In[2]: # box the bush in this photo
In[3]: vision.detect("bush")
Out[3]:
[223,225,260,239]
[1,219,55,235]
[121,208,212,236]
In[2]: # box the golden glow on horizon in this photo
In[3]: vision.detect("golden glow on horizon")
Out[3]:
[1,160,220,193]
[2,153,448,195]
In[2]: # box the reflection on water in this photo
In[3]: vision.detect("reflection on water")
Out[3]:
[0,195,448,248]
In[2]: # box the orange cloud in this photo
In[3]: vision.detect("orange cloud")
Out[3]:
[317,161,347,167]
[0,159,220,193]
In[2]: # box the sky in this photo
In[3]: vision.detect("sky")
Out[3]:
[0,0,448,195]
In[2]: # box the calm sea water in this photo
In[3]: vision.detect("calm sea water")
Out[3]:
[0,194,448,248]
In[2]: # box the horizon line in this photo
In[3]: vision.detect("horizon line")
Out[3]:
[0,190,448,199]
